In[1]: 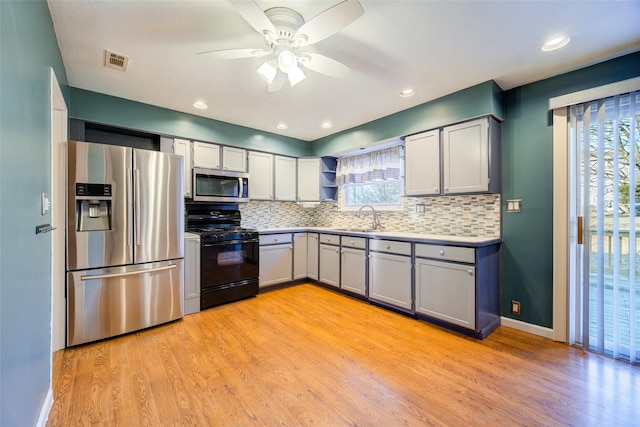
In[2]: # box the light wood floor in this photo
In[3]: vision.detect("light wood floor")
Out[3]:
[47,284,639,426]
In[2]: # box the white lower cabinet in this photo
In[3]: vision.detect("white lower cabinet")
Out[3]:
[293,232,308,280]
[184,232,201,315]
[259,234,292,288]
[368,240,412,311]
[415,258,476,329]
[319,241,340,288]
[307,233,319,281]
[340,236,367,296]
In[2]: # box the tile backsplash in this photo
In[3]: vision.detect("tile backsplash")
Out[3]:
[240,193,501,237]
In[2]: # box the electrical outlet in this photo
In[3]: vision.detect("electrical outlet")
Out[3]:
[511,300,521,316]
[415,203,426,213]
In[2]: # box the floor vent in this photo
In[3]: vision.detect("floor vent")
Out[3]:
[104,50,129,72]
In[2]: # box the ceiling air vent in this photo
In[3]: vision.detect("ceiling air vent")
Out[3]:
[104,50,129,72]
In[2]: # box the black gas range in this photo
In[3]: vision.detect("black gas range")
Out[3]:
[186,204,259,309]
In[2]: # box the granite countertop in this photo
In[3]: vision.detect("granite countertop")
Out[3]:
[258,227,501,247]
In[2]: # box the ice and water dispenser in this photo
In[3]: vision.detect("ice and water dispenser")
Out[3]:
[75,183,112,231]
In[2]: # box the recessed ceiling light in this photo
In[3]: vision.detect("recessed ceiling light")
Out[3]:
[541,35,570,52]
[276,122,288,130]
[400,88,416,97]
[321,121,333,129]
[192,101,208,109]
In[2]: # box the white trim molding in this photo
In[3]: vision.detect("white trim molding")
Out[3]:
[549,77,640,110]
[501,317,554,340]
[36,388,54,427]
[552,107,569,342]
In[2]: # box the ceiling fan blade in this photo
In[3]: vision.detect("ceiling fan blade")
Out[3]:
[295,0,364,46]
[299,53,351,78]
[229,0,276,37]
[196,48,270,59]
[268,72,286,92]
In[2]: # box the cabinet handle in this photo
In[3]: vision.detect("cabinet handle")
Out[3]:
[386,244,391,250]
[368,254,372,259]
[341,249,344,254]
[274,238,278,242]
[350,240,354,244]
[289,246,293,250]
[467,270,474,276]
[335,248,339,253]
[434,187,438,192]
[439,250,445,256]
[195,239,200,244]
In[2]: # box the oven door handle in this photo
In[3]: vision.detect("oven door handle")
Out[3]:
[201,239,259,247]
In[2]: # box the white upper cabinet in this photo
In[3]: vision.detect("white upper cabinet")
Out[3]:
[274,155,297,201]
[442,118,489,194]
[404,129,440,196]
[248,151,273,200]
[192,141,220,169]
[297,158,321,201]
[222,146,247,172]
[172,138,192,198]
[404,116,501,196]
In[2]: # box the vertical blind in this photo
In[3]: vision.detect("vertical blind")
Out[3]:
[570,90,639,362]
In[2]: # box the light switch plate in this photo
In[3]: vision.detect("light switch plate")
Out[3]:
[506,199,522,213]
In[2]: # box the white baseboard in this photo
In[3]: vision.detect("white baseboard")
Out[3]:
[500,317,554,339]
[36,388,54,427]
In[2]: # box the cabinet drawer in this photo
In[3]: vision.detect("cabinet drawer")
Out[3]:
[320,233,340,245]
[259,233,292,245]
[340,236,366,249]
[415,244,475,264]
[369,239,411,256]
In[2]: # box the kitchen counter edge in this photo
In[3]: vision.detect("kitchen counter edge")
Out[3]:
[258,227,500,248]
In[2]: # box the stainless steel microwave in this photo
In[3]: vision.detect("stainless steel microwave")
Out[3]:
[192,168,249,203]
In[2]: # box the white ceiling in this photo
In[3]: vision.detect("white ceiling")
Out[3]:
[48,0,640,142]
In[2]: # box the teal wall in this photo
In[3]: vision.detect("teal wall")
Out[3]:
[310,80,504,156]
[70,88,311,157]
[501,52,640,327]
[0,1,68,425]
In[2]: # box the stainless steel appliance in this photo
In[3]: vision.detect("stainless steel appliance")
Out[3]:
[186,204,258,309]
[66,140,184,346]
[192,168,249,203]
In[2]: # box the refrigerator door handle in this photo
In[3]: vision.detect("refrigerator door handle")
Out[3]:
[238,178,242,198]
[135,168,141,246]
[127,167,132,247]
[80,263,177,281]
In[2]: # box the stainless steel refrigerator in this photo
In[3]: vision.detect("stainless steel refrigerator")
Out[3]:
[66,140,184,346]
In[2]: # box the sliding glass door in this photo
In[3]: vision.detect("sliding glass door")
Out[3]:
[571,91,640,362]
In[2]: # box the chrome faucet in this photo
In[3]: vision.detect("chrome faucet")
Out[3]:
[358,205,380,230]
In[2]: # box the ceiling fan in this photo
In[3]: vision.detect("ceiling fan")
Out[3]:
[198,0,364,92]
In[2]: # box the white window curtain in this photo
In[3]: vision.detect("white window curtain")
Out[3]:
[570,90,639,363]
[337,146,401,185]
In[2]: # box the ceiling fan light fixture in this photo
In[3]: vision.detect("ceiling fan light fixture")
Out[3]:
[287,65,306,86]
[257,60,278,83]
[277,49,297,73]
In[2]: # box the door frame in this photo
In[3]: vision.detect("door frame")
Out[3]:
[50,68,67,353]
